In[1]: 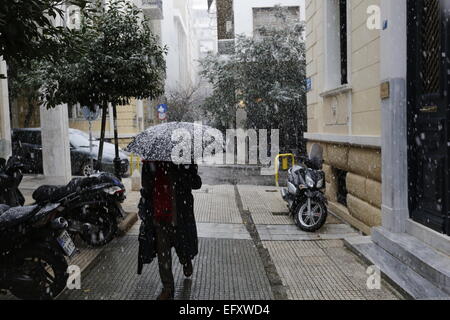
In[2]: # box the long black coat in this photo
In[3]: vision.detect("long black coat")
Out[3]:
[137,163,202,275]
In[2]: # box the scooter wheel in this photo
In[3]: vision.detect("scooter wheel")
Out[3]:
[293,199,327,232]
[80,211,118,247]
[10,245,68,300]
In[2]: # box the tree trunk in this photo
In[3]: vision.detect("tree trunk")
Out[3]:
[97,102,108,171]
[112,103,121,179]
[24,96,35,128]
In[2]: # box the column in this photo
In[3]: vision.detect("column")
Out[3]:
[379,0,408,233]
[0,60,11,159]
[40,104,72,184]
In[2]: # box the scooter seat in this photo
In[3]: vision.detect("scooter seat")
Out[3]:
[32,184,72,203]
[32,176,98,203]
[0,205,38,229]
[0,204,10,215]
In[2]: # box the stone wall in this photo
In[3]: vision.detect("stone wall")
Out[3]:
[308,141,382,234]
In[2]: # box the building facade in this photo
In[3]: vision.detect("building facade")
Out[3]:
[305,0,382,235]
[210,0,306,55]
[306,0,450,297]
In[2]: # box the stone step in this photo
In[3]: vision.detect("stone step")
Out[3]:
[371,227,450,295]
[344,236,449,299]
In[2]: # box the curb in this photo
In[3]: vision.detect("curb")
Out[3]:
[118,212,138,236]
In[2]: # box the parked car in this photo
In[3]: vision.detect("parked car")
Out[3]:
[12,128,129,177]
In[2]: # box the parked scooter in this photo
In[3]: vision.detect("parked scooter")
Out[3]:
[0,155,25,207]
[281,144,328,232]
[0,155,126,247]
[0,202,75,300]
[32,173,126,247]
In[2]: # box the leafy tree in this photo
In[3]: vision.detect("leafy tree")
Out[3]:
[36,0,167,176]
[8,60,45,127]
[0,0,87,72]
[200,6,307,153]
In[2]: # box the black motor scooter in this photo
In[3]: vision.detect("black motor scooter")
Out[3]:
[0,155,25,207]
[281,144,328,232]
[0,155,126,247]
[32,172,127,247]
[0,202,75,300]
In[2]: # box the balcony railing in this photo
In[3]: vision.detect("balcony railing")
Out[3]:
[140,0,163,20]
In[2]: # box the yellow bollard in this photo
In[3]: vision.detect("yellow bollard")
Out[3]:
[130,154,134,176]
[275,153,295,187]
[281,157,289,171]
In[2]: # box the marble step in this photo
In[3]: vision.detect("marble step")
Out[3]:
[371,227,450,295]
[344,236,449,300]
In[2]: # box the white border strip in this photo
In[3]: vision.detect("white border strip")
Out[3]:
[304,132,381,148]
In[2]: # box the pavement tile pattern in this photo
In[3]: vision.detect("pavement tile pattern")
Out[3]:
[129,221,252,240]
[238,185,293,225]
[10,179,404,301]
[193,185,242,224]
[256,224,360,241]
[263,240,401,300]
[60,236,273,300]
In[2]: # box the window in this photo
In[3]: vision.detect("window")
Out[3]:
[325,0,349,90]
[253,6,300,38]
[335,168,348,207]
[339,0,348,85]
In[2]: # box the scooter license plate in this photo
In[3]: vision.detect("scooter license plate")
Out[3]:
[57,231,76,257]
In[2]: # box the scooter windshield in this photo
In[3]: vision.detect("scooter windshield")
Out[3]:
[309,144,323,170]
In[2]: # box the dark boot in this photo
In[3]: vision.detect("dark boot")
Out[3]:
[183,260,193,278]
[157,287,174,300]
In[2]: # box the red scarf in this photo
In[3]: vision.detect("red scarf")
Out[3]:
[153,165,174,223]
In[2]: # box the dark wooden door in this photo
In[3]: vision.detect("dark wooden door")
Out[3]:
[407,0,450,235]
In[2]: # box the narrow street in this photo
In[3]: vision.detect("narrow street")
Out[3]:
[48,170,403,300]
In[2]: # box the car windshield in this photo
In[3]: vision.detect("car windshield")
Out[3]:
[70,133,91,148]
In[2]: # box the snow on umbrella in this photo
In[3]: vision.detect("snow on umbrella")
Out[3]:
[125,122,224,163]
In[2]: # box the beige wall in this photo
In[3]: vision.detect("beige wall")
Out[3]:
[306,0,381,137]
[305,0,383,234]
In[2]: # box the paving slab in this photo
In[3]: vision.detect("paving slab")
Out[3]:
[263,240,403,300]
[257,223,360,241]
[129,221,251,240]
[60,236,273,300]
[237,185,291,225]
[193,185,242,224]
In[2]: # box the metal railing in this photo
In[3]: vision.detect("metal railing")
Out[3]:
[274,153,295,187]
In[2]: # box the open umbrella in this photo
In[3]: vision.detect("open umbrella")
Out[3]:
[125,122,224,163]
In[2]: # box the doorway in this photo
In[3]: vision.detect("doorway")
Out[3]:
[407,0,450,235]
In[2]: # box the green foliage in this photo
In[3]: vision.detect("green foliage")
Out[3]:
[200,6,307,151]
[38,0,167,109]
[0,0,87,66]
